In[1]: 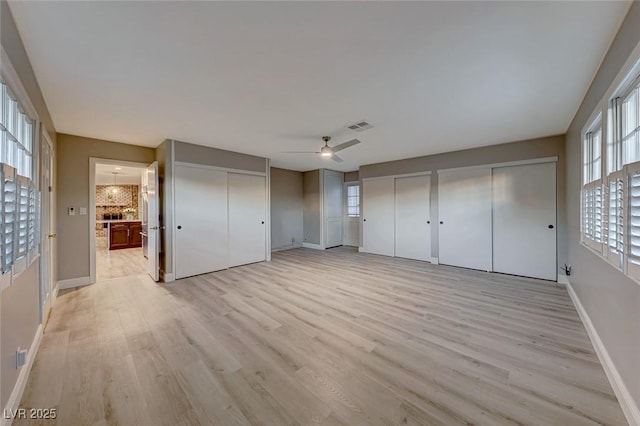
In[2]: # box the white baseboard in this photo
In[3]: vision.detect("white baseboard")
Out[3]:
[557,274,569,285]
[1,324,43,426]
[429,257,439,265]
[566,281,640,426]
[51,284,59,306]
[271,245,300,253]
[302,243,323,250]
[163,272,175,283]
[57,276,92,290]
[358,247,364,252]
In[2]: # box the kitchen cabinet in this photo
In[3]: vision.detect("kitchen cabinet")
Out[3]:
[108,221,143,250]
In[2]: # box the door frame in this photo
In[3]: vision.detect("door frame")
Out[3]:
[39,127,55,322]
[89,157,151,284]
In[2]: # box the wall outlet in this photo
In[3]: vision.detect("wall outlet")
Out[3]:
[16,348,27,368]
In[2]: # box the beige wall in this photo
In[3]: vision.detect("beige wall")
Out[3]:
[1,262,40,408]
[174,140,266,173]
[565,2,640,411]
[344,171,359,182]
[1,0,58,410]
[303,170,321,245]
[56,134,156,281]
[271,168,304,250]
[360,135,566,260]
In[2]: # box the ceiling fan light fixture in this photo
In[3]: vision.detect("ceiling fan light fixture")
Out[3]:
[321,151,332,157]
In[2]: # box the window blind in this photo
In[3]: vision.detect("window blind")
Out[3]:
[0,165,16,274]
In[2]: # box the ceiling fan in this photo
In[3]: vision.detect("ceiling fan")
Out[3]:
[282,136,361,163]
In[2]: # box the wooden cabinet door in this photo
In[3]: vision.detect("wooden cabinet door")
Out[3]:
[110,224,130,249]
[129,223,143,247]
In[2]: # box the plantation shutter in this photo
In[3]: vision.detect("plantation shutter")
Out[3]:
[1,165,16,274]
[627,164,640,279]
[606,173,624,268]
[16,176,29,261]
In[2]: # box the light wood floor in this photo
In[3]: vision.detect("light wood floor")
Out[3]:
[96,236,146,281]
[18,247,625,425]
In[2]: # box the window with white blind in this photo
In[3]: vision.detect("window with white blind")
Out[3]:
[0,76,39,282]
[347,184,360,217]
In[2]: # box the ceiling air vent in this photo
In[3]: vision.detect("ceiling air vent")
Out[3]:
[347,121,373,132]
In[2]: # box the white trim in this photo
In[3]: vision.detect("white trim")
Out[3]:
[429,257,439,265]
[0,47,38,121]
[1,324,43,426]
[437,156,558,174]
[51,283,59,305]
[319,169,325,249]
[361,171,432,182]
[171,140,177,282]
[302,242,324,250]
[173,161,267,176]
[89,157,149,284]
[57,276,92,290]
[566,282,640,426]
[557,274,569,285]
[271,245,298,253]
[162,272,175,283]
[265,159,271,262]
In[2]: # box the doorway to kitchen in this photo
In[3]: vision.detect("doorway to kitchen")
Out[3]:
[89,158,159,283]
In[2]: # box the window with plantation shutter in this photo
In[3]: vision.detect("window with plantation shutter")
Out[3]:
[16,176,29,261]
[1,164,16,275]
[626,164,640,279]
[605,173,624,268]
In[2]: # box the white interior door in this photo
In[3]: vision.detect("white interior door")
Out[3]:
[492,162,557,280]
[395,175,431,261]
[175,165,228,279]
[146,161,160,281]
[324,170,343,248]
[438,168,492,270]
[363,178,395,257]
[39,131,54,322]
[228,173,266,267]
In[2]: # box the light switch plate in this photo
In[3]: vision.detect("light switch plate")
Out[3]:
[79,207,87,216]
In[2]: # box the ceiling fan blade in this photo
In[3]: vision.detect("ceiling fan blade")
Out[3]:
[331,154,344,163]
[331,138,361,152]
[281,151,321,154]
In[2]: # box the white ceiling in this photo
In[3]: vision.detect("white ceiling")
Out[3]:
[95,164,142,185]
[8,1,631,172]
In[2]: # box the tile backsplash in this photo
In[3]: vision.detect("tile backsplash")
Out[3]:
[96,185,140,235]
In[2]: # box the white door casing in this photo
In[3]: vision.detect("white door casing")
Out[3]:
[228,173,267,267]
[438,168,492,271]
[395,175,431,261]
[146,161,160,281]
[492,162,557,281]
[39,129,54,321]
[362,177,395,257]
[174,165,228,279]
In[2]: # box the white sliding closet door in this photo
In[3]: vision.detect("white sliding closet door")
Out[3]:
[395,175,431,261]
[438,168,492,271]
[175,165,228,279]
[492,162,557,281]
[363,178,395,256]
[228,173,266,267]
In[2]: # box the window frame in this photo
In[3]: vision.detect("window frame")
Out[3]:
[0,47,41,291]
[346,183,360,218]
